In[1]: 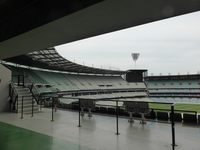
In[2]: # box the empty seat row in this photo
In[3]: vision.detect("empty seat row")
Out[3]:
[68,104,200,124]
[155,111,198,124]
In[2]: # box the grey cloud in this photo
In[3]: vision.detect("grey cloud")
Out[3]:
[56,11,200,75]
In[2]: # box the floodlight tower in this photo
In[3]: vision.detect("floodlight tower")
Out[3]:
[131,53,140,68]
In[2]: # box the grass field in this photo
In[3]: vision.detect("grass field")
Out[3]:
[149,103,200,113]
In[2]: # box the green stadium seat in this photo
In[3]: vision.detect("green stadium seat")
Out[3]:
[93,106,100,113]
[72,103,79,110]
[118,108,128,116]
[99,107,108,114]
[157,112,169,121]
[145,110,156,119]
[132,113,141,118]
[170,112,182,122]
[107,107,116,115]
[183,113,197,124]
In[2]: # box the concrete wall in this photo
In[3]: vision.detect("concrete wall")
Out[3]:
[0,64,11,112]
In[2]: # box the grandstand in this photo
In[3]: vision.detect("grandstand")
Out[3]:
[145,74,200,115]
[0,49,200,150]
[3,48,200,122]
[0,48,200,150]
[145,75,200,100]
[14,68,146,92]
[4,48,148,115]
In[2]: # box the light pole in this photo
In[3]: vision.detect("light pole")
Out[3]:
[131,53,140,68]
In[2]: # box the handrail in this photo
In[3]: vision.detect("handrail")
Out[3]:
[20,95,33,98]
[10,82,17,97]
[12,74,25,86]
[14,95,18,113]
[24,83,40,104]
[9,82,18,112]
[21,96,24,119]
[152,108,197,114]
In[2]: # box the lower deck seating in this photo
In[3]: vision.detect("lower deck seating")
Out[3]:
[156,112,169,121]
[99,107,108,114]
[107,107,116,115]
[132,113,142,118]
[145,110,156,119]
[57,101,200,125]
[183,113,197,124]
[93,107,100,113]
[118,108,128,116]
[170,113,182,122]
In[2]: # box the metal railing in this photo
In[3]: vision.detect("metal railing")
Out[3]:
[20,95,34,119]
[28,83,40,104]
[9,82,18,112]
[12,75,25,87]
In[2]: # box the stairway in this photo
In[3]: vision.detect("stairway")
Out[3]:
[14,85,39,114]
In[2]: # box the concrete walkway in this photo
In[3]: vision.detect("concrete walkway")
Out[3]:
[0,109,199,150]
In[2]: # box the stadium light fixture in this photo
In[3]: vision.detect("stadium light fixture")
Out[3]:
[131,53,140,68]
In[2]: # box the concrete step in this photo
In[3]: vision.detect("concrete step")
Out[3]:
[17,99,35,103]
[15,87,29,91]
[18,94,32,99]
[18,106,39,112]
[19,110,39,114]
[17,93,31,96]
[18,94,32,98]
[15,87,29,90]
[16,89,30,92]
[16,90,30,94]
[17,90,30,92]
[18,108,39,113]
[18,103,38,107]
[13,85,40,114]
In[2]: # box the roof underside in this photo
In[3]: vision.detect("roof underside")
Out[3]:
[5,48,126,75]
[0,0,200,59]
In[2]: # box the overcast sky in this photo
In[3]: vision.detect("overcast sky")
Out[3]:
[56,11,200,75]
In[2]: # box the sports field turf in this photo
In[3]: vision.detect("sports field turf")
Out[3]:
[150,103,200,113]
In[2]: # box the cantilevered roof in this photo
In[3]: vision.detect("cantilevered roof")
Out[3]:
[0,0,200,59]
[5,47,126,75]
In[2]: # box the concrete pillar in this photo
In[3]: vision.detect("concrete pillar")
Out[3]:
[0,64,11,112]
